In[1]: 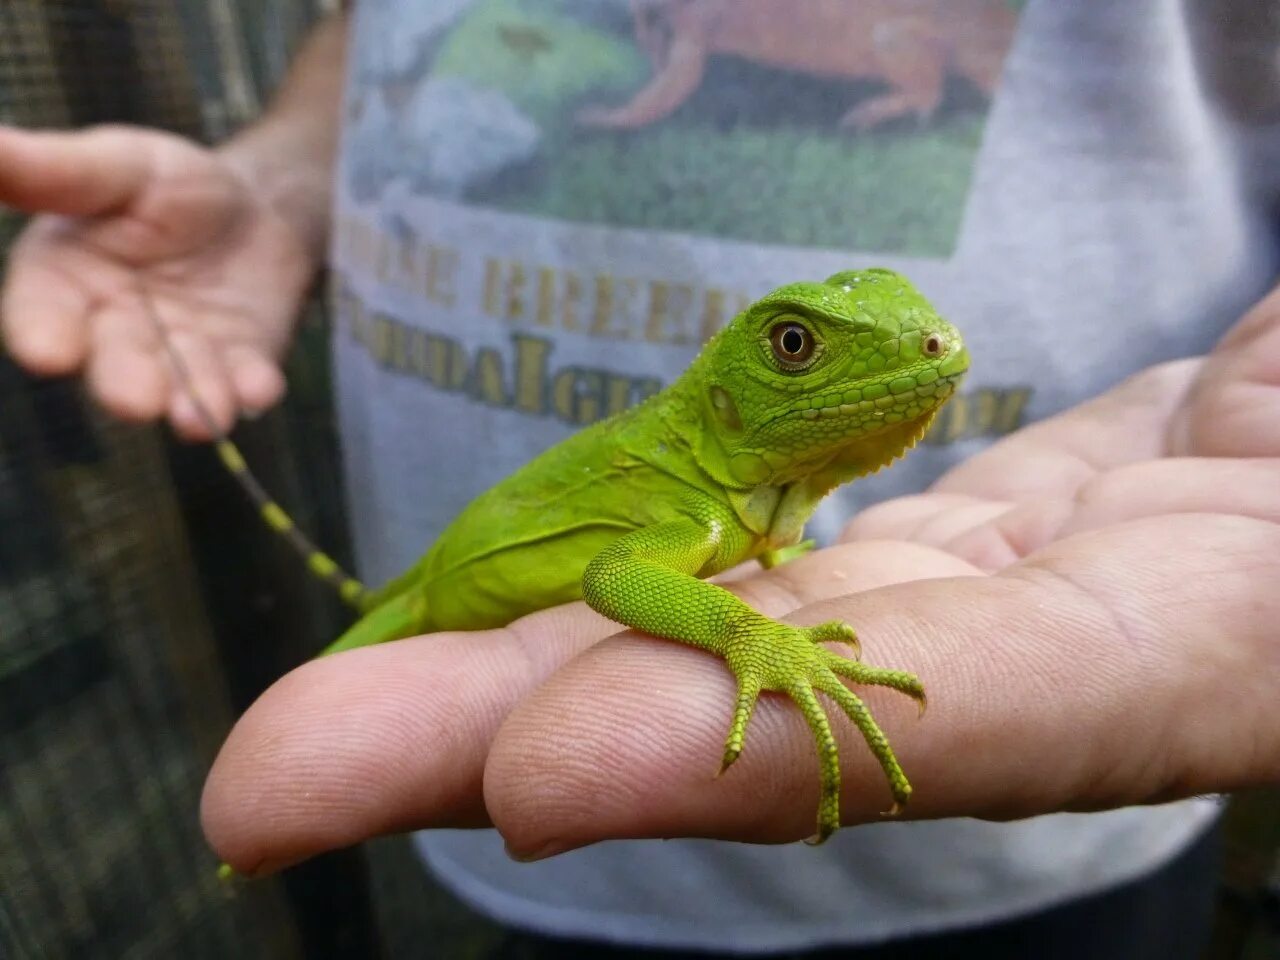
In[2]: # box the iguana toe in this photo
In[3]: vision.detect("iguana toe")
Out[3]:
[719,619,921,841]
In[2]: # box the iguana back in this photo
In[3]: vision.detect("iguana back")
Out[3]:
[354,397,707,641]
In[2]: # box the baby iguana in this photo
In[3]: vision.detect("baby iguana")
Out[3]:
[154,268,968,844]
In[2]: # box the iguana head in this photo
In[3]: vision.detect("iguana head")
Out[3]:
[690,268,968,487]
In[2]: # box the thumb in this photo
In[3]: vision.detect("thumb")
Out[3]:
[0,124,154,217]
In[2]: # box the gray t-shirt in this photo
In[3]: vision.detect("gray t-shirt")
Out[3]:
[329,0,1277,950]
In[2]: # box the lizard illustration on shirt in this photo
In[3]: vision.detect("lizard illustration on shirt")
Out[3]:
[577,0,1018,130]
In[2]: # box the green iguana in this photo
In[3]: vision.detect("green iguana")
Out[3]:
[160,268,968,846]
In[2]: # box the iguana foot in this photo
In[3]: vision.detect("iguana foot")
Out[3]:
[716,618,925,844]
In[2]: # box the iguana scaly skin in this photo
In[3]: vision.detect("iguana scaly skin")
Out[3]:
[162,268,968,844]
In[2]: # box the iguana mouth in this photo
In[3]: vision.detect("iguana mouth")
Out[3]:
[790,371,963,425]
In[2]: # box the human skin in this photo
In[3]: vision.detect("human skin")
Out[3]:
[0,12,348,440]
[199,288,1280,874]
[0,9,1275,878]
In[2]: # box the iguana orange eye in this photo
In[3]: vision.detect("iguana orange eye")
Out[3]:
[922,333,946,357]
[769,322,815,368]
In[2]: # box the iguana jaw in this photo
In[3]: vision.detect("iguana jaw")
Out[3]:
[746,367,965,487]
[825,403,944,479]
[683,366,964,495]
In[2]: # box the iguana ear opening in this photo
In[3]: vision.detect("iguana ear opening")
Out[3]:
[708,384,743,433]
[687,382,765,490]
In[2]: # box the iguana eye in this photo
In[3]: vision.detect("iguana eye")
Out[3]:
[768,322,815,369]
[922,333,946,357]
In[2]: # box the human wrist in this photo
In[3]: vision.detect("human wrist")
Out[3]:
[214,10,348,266]
[217,121,335,266]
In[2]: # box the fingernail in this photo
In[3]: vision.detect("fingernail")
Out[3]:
[240,855,301,878]
[171,395,195,423]
[504,839,569,863]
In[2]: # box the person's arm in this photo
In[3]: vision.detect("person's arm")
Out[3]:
[217,10,350,264]
[0,10,350,438]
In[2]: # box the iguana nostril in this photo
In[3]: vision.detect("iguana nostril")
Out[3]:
[940,343,970,378]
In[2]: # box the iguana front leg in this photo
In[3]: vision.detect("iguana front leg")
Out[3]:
[581,507,926,842]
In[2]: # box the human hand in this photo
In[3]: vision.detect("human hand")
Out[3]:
[202,288,1280,874]
[0,124,316,439]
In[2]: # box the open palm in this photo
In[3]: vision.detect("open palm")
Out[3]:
[0,124,314,438]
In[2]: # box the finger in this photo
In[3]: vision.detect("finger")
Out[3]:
[941,458,1280,570]
[916,497,1072,572]
[841,492,1011,544]
[162,328,239,440]
[841,494,1073,573]
[485,514,1280,857]
[83,303,170,421]
[0,228,93,375]
[850,458,1280,573]
[200,542,975,875]
[0,125,152,216]
[223,343,287,416]
[200,602,619,876]
[1057,457,1280,531]
[1171,292,1280,458]
[933,359,1200,500]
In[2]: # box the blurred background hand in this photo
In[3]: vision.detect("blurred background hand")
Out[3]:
[0,124,316,439]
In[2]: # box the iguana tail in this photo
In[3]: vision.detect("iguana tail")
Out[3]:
[213,439,367,609]
[138,284,368,612]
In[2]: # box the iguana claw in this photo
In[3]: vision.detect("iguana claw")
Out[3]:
[717,618,923,842]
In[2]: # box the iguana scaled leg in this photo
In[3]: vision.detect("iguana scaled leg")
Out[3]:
[719,676,763,773]
[811,674,912,822]
[582,511,924,842]
[823,652,927,713]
